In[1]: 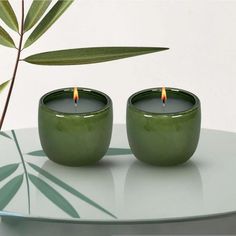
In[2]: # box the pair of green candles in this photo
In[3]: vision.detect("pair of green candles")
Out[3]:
[38,87,201,166]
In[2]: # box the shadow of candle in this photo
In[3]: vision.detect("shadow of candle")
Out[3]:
[31,160,116,219]
[124,160,203,220]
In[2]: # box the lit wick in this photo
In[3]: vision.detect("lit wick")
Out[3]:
[73,87,79,107]
[161,87,167,107]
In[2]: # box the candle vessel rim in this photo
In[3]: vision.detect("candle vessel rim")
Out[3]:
[39,87,112,116]
[128,87,200,116]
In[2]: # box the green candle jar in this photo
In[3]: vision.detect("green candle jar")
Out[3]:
[126,87,201,166]
[38,88,113,166]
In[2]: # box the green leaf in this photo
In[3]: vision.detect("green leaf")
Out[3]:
[0,80,10,93]
[28,174,79,218]
[24,0,52,32]
[0,0,19,32]
[27,150,45,157]
[106,148,132,156]
[0,131,12,140]
[0,175,23,210]
[24,0,74,48]
[28,163,116,218]
[0,164,19,182]
[0,25,15,48]
[23,47,169,65]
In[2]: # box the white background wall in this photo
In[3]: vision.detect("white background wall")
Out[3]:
[0,0,236,131]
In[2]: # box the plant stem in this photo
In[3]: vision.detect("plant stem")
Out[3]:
[0,0,25,130]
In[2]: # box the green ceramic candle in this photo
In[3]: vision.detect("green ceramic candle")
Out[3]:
[126,87,201,166]
[38,88,113,166]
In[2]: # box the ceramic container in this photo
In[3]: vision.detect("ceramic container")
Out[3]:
[38,88,113,166]
[126,87,201,166]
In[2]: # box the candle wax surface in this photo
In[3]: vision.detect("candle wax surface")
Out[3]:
[46,97,105,113]
[133,97,193,113]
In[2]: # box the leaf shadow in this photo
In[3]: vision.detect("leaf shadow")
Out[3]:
[27,148,132,157]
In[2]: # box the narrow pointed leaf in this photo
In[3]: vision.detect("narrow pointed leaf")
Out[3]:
[24,0,52,32]
[0,25,15,48]
[0,164,19,182]
[28,174,79,218]
[24,0,74,48]
[28,163,116,218]
[23,47,169,65]
[0,175,23,210]
[27,150,45,157]
[0,131,12,140]
[0,0,19,32]
[0,80,10,93]
[106,148,132,156]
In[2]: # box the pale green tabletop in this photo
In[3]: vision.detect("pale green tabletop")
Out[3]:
[0,124,236,234]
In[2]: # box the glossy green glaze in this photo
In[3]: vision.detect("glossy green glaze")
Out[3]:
[126,88,201,166]
[38,88,113,166]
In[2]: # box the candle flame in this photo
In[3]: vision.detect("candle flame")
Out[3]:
[73,87,79,106]
[161,87,167,105]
